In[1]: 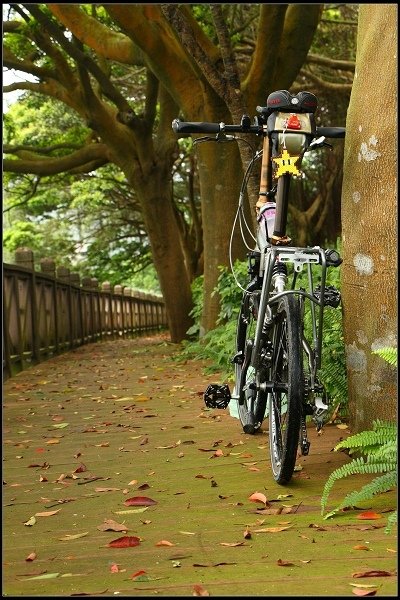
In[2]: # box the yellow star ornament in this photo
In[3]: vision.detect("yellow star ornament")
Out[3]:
[273,149,301,177]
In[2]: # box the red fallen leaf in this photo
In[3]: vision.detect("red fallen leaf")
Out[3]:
[73,464,87,473]
[131,570,147,580]
[124,496,157,506]
[193,584,210,596]
[108,536,141,548]
[25,552,37,562]
[356,511,382,520]
[110,563,120,573]
[248,492,268,506]
[277,558,295,567]
[352,570,394,578]
[352,589,378,596]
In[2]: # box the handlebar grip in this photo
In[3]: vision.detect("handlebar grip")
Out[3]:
[316,126,345,139]
[172,118,220,134]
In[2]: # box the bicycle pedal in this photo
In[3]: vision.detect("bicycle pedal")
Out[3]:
[204,384,231,409]
[314,285,341,308]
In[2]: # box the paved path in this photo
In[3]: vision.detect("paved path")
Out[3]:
[3,335,397,596]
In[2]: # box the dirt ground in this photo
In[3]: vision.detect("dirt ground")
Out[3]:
[2,334,397,596]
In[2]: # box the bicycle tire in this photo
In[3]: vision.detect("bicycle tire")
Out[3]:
[268,294,303,484]
[234,292,268,434]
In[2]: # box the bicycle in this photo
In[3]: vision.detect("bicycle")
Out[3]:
[172,89,345,484]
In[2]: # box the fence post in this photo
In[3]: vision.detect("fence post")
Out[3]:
[40,258,56,277]
[15,247,35,270]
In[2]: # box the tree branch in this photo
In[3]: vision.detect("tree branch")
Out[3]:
[299,68,353,92]
[24,4,132,113]
[161,4,229,103]
[4,143,110,175]
[306,53,355,72]
[47,3,144,65]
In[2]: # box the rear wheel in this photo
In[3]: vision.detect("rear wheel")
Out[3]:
[234,292,268,434]
[268,294,303,484]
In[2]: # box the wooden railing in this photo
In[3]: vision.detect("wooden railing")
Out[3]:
[3,248,168,379]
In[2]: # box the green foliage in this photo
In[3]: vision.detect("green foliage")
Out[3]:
[180,260,247,377]
[321,349,397,532]
[372,347,397,367]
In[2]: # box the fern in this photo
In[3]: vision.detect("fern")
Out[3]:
[385,511,398,534]
[372,347,397,367]
[321,345,397,531]
[321,457,395,515]
[324,471,397,519]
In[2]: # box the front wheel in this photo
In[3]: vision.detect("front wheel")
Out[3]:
[268,294,303,484]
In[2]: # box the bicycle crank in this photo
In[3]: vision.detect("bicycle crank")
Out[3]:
[204,384,231,409]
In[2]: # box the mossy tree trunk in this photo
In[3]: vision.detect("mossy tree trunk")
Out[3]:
[341,4,397,431]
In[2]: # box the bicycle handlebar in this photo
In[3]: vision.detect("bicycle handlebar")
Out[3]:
[171,118,345,139]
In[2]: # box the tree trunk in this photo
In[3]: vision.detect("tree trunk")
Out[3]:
[135,172,193,343]
[341,5,397,432]
[196,140,249,333]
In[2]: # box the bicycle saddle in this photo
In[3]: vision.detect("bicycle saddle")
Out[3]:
[257,90,318,116]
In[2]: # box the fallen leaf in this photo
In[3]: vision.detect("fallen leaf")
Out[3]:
[46,439,60,445]
[248,492,268,506]
[336,423,349,429]
[212,449,224,457]
[24,516,36,527]
[73,464,87,473]
[25,552,37,562]
[97,519,128,532]
[243,527,251,539]
[131,570,148,581]
[193,584,210,596]
[110,563,120,573]
[351,589,377,596]
[356,511,382,520]
[219,541,246,547]
[277,558,295,567]
[353,545,370,551]
[352,570,395,578]
[124,496,157,506]
[24,572,60,580]
[115,507,149,515]
[128,479,138,486]
[155,540,175,547]
[35,509,61,517]
[108,536,141,548]
[253,526,292,533]
[59,532,89,541]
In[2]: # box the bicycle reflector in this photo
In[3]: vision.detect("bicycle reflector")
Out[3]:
[287,114,301,130]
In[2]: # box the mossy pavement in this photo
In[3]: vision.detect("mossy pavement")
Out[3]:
[2,334,397,597]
